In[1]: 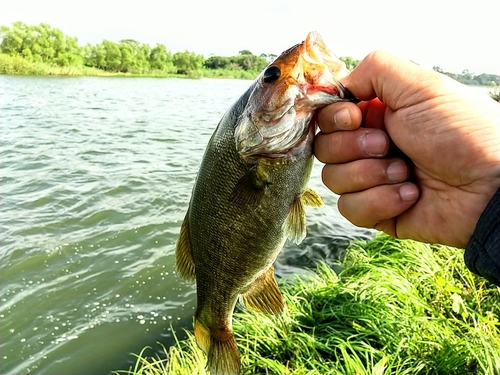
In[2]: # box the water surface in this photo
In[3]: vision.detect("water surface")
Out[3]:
[1,75,373,374]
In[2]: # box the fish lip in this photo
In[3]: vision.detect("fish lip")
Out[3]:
[236,31,358,161]
[337,81,360,103]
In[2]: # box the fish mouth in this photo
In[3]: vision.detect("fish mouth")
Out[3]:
[235,31,356,161]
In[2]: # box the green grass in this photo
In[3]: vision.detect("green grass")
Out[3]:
[117,233,499,374]
[0,53,108,76]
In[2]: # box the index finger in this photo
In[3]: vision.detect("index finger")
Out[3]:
[317,102,362,133]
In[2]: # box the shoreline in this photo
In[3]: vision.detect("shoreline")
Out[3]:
[0,53,258,80]
[2,54,499,90]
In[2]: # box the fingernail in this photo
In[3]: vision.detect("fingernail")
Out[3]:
[333,108,351,129]
[387,161,407,183]
[399,184,419,202]
[360,132,387,156]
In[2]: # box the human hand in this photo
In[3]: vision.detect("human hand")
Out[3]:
[315,51,500,248]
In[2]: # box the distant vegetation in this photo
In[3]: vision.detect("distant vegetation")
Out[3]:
[0,21,360,79]
[433,66,500,86]
[1,21,499,100]
[0,21,272,78]
[431,66,500,102]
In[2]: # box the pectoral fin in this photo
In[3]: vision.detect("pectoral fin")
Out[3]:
[284,195,307,245]
[175,214,196,281]
[229,162,269,206]
[240,266,284,315]
[284,189,323,244]
[302,188,323,207]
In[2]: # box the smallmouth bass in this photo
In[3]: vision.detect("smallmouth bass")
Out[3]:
[176,31,357,375]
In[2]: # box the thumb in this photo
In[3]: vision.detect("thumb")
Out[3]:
[341,50,447,111]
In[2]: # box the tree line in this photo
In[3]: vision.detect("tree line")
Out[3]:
[2,21,498,86]
[433,66,500,86]
[0,22,271,75]
[0,22,299,75]
[0,22,362,77]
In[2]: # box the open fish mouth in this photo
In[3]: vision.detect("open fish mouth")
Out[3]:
[234,31,355,161]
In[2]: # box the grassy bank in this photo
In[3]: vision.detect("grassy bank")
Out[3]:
[0,53,258,79]
[117,233,499,375]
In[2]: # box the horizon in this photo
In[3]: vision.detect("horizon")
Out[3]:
[1,0,498,76]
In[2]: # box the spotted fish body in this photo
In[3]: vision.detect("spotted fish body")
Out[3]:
[175,32,356,375]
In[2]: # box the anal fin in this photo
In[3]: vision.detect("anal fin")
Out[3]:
[240,266,284,315]
[175,213,196,281]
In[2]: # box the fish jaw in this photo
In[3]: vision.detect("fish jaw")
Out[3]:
[235,31,353,161]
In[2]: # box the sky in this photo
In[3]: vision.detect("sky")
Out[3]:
[1,0,498,75]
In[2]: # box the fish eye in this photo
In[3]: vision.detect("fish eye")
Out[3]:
[263,65,281,83]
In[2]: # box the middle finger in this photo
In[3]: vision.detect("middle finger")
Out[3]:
[314,128,390,164]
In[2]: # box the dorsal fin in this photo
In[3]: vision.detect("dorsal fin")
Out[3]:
[175,214,196,281]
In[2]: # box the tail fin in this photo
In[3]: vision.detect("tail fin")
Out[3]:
[194,318,240,375]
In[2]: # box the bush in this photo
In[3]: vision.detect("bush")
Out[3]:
[489,88,500,102]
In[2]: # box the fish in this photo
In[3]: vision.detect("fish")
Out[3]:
[175,31,357,375]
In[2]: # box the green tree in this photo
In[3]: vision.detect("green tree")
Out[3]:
[204,55,231,69]
[149,43,174,71]
[138,43,151,72]
[102,40,121,71]
[230,52,267,72]
[118,41,137,72]
[238,49,253,56]
[0,21,82,66]
[0,21,30,55]
[260,53,277,63]
[461,69,473,81]
[172,50,204,74]
[473,73,500,86]
[340,56,360,71]
[84,43,107,69]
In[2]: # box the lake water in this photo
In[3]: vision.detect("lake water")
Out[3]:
[0,75,376,375]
